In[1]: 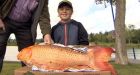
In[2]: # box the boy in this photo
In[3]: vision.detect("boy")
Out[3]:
[51,0,89,46]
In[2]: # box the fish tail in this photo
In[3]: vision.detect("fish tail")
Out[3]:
[87,46,117,75]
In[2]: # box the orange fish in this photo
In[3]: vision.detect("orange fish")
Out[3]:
[17,44,117,75]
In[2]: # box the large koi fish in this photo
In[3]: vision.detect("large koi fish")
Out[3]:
[17,44,117,75]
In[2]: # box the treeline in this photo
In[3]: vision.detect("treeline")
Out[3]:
[89,31,115,43]
[89,28,140,44]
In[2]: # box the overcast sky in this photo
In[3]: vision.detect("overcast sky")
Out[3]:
[48,0,140,33]
[11,0,140,39]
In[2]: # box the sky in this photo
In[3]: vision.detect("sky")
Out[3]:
[10,0,140,39]
[47,0,140,34]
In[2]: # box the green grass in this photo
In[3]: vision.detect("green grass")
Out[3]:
[112,63,140,75]
[1,61,140,75]
[0,61,21,75]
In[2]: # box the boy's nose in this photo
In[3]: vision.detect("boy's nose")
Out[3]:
[62,10,66,12]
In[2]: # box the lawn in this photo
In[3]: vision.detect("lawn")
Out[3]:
[0,61,140,75]
[1,61,21,75]
[112,62,140,75]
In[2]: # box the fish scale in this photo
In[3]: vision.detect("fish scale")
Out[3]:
[31,45,89,67]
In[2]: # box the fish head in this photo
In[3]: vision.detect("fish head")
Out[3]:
[17,46,33,63]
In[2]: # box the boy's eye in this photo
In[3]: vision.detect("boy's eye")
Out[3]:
[66,8,70,10]
[59,8,70,11]
[59,6,71,10]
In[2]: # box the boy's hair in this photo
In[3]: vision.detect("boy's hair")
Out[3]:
[58,0,73,10]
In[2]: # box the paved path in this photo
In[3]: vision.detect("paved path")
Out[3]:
[128,59,140,64]
[4,46,19,61]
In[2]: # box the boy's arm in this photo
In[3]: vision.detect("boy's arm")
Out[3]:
[78,23,89,45]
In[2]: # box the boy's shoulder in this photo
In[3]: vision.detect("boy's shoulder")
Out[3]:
[70,19,83,26]
[52,22,61,28]
[71,19,80,23]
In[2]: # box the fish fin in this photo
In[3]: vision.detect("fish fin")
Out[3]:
[95,62,117,75]
[87,48,99,70]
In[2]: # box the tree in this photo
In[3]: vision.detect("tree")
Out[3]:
[95,0,128,64]
[114,0,128,64]
[89,33,95,42]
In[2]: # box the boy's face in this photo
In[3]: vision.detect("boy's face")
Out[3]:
[58,6,73,21]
